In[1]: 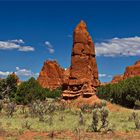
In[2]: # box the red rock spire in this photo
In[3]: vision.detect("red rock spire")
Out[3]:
[62,20,100,100]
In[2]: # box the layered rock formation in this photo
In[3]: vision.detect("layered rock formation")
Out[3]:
[111,60,140,83]
[62,20,100,100]
[37,60,64,89]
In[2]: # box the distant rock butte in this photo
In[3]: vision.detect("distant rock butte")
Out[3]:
[62,20,100,100]
[123,60,140,79]
[111,60,140,83]
[37,60,64,89]
[111,74,124,84]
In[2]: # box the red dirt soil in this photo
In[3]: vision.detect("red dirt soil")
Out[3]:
[0,130,140,140]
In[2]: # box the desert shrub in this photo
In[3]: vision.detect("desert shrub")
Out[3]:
[80,104,95,113]
[59,114,65,121]
[0,74,18,100]
[58,101,66,111]
[46,102,56,125]
[57,102,66,121]
[29,100,47,121]
[91,108,99,132]
[0,79,6,99]
[91,106,109,132]
[29,100,56,122]
[0,100,3,112]
[99,107,109,129]
[79,101,107,114]
[47,115,53,126]
[97,76,140,108]
[79,111,85,125]
[13,77,46,104]
[5,102,16,117]
[47,102,56,114]
[22,120,32,130]
[20,105,26,114]
[129,112,140,129]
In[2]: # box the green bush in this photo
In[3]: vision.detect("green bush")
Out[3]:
[13,77,47,104]
[45,87,62,99]
[97,76,140,108]
[12,77,62,105]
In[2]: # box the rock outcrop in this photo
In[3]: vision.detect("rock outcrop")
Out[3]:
[123,60,140,79]
[111,74,124,84]
[111,60,140,83]
[62,20,100,100]
[37,60,64,89]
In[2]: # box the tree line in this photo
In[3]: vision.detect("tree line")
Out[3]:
[0,75,61,105]
[97,76,140,108]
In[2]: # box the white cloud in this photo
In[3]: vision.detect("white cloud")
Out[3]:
[18,46,34,52]
[16,67,20,71]
[0,39,34,52]
[0,67,39,78]
[45,41,55,54]
[0,71,11,76]
[99,73,112,78]
[95,36,140,57]
[15,67,39,77]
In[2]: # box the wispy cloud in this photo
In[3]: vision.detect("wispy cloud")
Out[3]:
[0,39,34,52]
[67,34,72,38]
[45,41,55,54]
[95,36,140,57]
[0,67,39,78]
[99,73,112,78]
[9,39,24,44]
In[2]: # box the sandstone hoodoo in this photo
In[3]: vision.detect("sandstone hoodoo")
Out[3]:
[62,20,100,100]
[111,60,140,83]
[37,60,64,89]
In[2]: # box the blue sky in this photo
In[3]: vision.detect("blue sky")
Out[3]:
[0,1,140,82]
